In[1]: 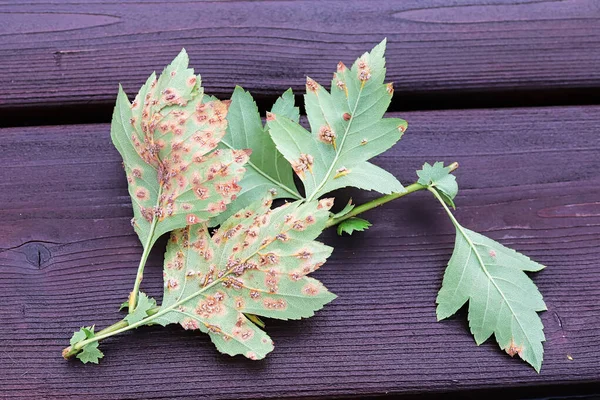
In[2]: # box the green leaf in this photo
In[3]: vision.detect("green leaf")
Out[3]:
[119,301,129,311]
[337,217,371,236]
[417,162,458,208]
[267,39,406,201]
[210,87,301,226]
[124,292,156,324]
[76,341,104,364]
[70,326,104,364]
[271,88,300,123]
[69,326,94,346]
[332,199,355,219]
[110,49,250,250]
[146,196,336,359]
[434,189,546,372]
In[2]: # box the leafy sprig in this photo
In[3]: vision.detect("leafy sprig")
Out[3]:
[64,41,547,372]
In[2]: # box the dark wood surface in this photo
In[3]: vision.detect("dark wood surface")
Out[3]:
[1,0,599,114]
[1,106,599,399]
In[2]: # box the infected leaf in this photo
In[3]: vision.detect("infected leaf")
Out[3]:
[210,87,302,226]
[142,196,336,359]
[434,188,546,372]
[267,39,406,201]
[110,49,249,251]
[124,292,156,325]
[332,199,355,219]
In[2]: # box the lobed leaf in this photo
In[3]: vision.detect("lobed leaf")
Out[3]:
[417,162,458,208]
[146,195,336,359]
[124,292,156,324]
[210,87,302,226]
[267,39,406,201]
[437,212,546,371]
[110,49,249,250]
[337,217,371,236]
[69,326,104,364]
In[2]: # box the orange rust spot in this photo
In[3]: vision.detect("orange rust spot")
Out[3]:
[263,298,287,310]
[302,283,320,296]
[306,77,319,93]
[181,318,199,330]
[266,112,276,121]
[337,61,347,72]
[135,187,149,200]
[187,214,200,225]
[506,340,523,357]
[318,125,336,146]
[233,327,255,341]
[343,112,351,121]
[195,295,225,318]
[234,297,245,310]
[318,198,334,210]
[386,82,394,95]
[292,153,314,177]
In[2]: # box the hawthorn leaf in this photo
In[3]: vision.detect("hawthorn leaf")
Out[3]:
[70,326,104,364]
[434,188,546,372]
[210,87,301,226]
[337,217,371,236]
[146,195,336,359]
[119,301,129,311]
[110,49,249,251]
[267,39,406,201]
[417,162,458,208]
[124,292,156,324]
[70,326,94,347]
[332,199,355,219]
[76,342,104,364]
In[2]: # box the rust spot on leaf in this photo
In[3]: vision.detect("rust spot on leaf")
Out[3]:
[306,77,319,93]
[506,340,523,357]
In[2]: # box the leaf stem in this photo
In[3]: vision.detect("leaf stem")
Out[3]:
[325,183,426,228]
[324,162,458,229]
[128,216,158,314]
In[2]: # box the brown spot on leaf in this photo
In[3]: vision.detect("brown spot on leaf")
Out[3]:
[302,283,320,296]
[136,187,149,200]
[181,318,199,330]
[318,125,337,146]
[266,112,275,121]
[506,340,523,357]
[343,112,351,121]
[292,153,314,177]
[318,198,334,210]
[306,77,319,93]
[263,298,287,310]
[386,82,394,95]
[334,167,349,179]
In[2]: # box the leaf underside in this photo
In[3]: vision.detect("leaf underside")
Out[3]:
[148,196,336,359]
[417,162,458,208]
[267,39,406,201]
[110,49,249,249]
[210,87,302,226]
[70,326,104,364]
[437,226,546,371]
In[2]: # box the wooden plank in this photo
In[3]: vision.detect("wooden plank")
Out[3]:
[0,106,599,398]
[1,0,599,112]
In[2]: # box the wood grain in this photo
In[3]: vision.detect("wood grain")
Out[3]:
[0,0,599,112]
[1,106,599,398]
